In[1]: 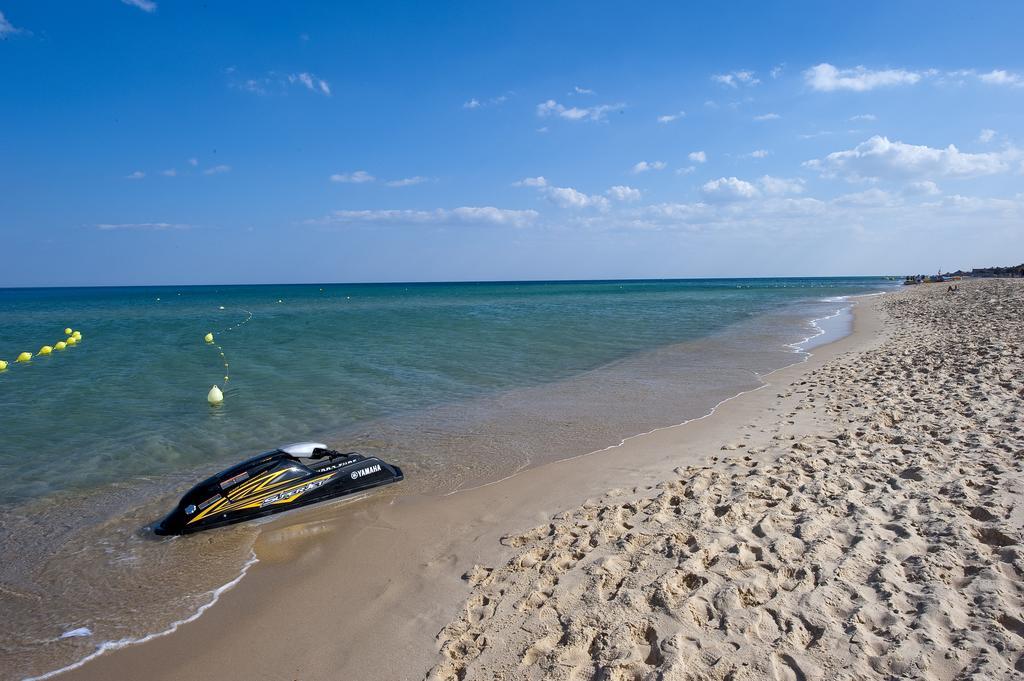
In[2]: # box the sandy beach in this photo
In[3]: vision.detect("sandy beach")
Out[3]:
[57,278,1023,681]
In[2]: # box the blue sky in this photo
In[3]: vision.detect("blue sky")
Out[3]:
[1,1,1022,286]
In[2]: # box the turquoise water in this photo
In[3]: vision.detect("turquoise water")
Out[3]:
[0,278,887,505]
[0,277,894,680]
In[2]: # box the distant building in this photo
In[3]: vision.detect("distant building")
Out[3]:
[904,263,1023,282]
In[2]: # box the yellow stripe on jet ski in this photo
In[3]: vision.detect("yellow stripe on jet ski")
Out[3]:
[227,469,289,499]
[187,472,337,525]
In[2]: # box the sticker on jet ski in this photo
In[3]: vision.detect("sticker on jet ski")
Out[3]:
[314,458,361,473]
[260,477,332,507]
[351,464,382,480]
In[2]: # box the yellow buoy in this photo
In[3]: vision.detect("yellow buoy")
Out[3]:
[204,332,214,343]
[0,360,7,371]
[207,385,224,405]
[65,336,77,346]
[64,327,72,335]
[55,341,67,351]
[73,330,82,339]
[39,345,53,356]
[16,352,32,363]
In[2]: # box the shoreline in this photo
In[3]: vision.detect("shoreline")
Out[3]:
[52,293,889,681]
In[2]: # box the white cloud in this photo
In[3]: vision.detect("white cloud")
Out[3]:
[712,70,759,88]
[385,176,430,187]
[941,69,976,86]
[96,222,190,231]
[631,160,667,174]
[697,175,802,200]
[804,63,922,92]
[758,175,805,195]
[805,135,1018,181]
[797,130,836,140]
[0,10,26,36]
[125,170,145,180]
[936,193,1024,216]
[753,113,781,121]
[978,128,997,144]
[314,207,538,228]
[640,202,712,222]
[121,0,157,12]
[188,158,199,167]
[850,114,877,122]
[536,99,621,122]
[700,177,761,201]
[832,188,898,207]
[240,78,269,96]
[203,164,231,175]
[572,86,595,95]
[288,72,330,95]
[612,187,1024,236]
[657,111,685,123]
[770,64,785,79]
[513,176,548,188]
[330,170,375,184]
[449,206,537,226]
[675,166,696,175]
[979,69,1023,87]
[327,175,1024,243]
[629,195,837,233]
[161,169,177,177]
[463,94,510,110]
[802,65,1023,92]
[687,151,707,163]
[903,180,941,196]
[545,186,610,210]
[606,185,642,202]
[515,176,610,210]
[231,71,329,96]
[747,149,770,158]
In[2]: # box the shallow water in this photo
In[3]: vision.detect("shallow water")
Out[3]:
[0,278,893,679]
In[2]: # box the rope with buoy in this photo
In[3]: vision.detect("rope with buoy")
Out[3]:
[1,327,84,374]
[203,308,251,405]
[203,330,229,405]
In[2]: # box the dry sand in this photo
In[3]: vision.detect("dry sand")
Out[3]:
[429,279,1024,681]
[60,279,1023,681]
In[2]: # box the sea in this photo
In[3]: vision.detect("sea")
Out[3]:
[0,277,895,679]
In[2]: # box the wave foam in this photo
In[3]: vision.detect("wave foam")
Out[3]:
[23,551,259,681]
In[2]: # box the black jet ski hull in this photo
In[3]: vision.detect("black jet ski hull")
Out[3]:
[154,444,403,535]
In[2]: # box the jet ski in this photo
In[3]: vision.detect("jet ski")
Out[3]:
[154,442,403,535]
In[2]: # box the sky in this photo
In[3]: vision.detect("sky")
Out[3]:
[1,1,1022,286]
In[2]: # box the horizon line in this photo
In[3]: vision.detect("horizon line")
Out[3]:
[0,274,900,291]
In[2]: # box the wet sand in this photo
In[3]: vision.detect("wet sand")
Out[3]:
[59,280,1023,680]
